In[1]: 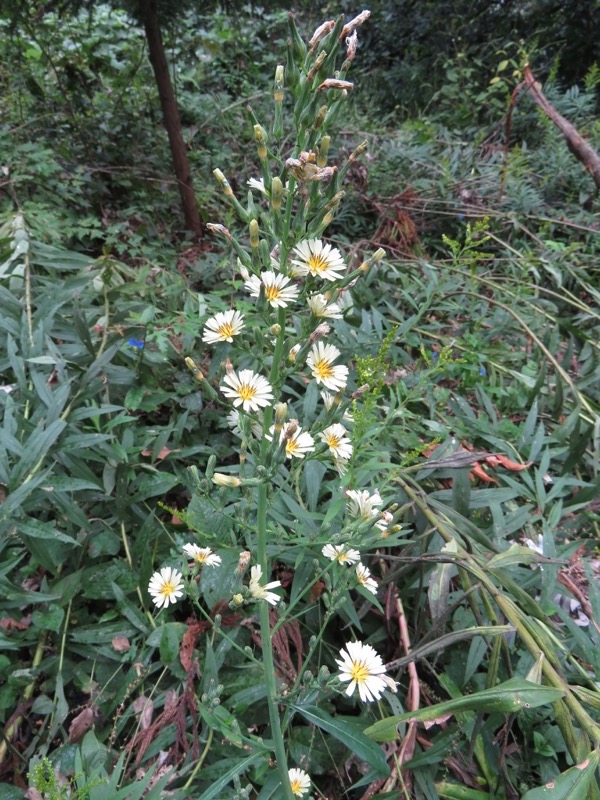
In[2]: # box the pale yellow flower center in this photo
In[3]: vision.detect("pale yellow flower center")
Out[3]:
[217,322,235,339]
[160,580,177,597]
[308,254,328,274]
[286,439,298,455]
[350,660,370,684]
[325,434,340,448]
[314,358,334,380]
[265,285,282,302]
[238,384,257,402]
[290,778,304,795]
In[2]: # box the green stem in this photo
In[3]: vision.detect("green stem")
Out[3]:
[256,482,294,800]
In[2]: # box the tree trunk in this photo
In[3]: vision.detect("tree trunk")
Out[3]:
[139,0,202,238]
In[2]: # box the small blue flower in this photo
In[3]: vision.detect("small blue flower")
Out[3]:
[432,350,439,360]
[128,337,144,349]
[457,214,466,221]
[479,366,487,376]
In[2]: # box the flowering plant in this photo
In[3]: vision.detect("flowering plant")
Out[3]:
[146,11,402,798]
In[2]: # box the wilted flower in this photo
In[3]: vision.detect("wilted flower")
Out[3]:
[336,640,392,703]
[202,309,245,344]
[307,342,348,392]
[148,567,184,609]
[375,510,394,536]
[291,239,346,281]
[247,177,268,194]
[220,369,274,412]
[288,768,311,797]
[248,565,282,605]
[355,563,378,594]
[346,489,383,521]
[322,544,360,565]
[319,423,353,459]
[245,271,300,308]
[183,544,222,567]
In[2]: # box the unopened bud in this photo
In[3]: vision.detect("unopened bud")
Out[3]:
[249,219,260,249]
[231,593,245,608]
[213,473,241,488]
[271,177,284,212]
[224,358,234,374]
[185,357,204,382]
[317,135,330,167]
[213,168,233,197]
[274,65,285,103]
[269,323,281,336]
[288,343,300,363]
[312,105,328,131]
[274,403,288,426]
[253,124,268,161]
[349,140,368,162]
[237,258,250,281]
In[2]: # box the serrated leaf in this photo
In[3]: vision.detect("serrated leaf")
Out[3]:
[293,704,390,776]
[364,678,565,742]
[521,750,600,799]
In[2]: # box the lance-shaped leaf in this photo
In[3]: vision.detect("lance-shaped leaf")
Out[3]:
[364,678,565,742]
[521,750,600,800]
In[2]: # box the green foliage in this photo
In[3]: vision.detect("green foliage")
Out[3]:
[1,5,600,800]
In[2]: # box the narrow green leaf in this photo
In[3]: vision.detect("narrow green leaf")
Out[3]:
[488,543,551,569]
[195,753,266,800]
[364,678,565,742]
[521,750,600,800]
[293,704,390,776]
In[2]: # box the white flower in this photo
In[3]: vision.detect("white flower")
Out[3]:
[202,309,245,344]
[220,369,274,412]
[375,510,394,537]
[307,293,343,319]
[245,271,300,308]
[356,563,378,595]
[148,567,184,608]
[307,342,348,392]
[248,564,282,605]
[288,768,311,797]
[336,641,391,703]
[182,544,222,567]
[247,177,267,194]
[346,489,383,521]
[291,239,346,281]
[322,544,360,565]
[226,409,263,439]
[267,422,315,459]
[319,423,352,460]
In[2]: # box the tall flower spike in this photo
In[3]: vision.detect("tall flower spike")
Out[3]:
[291,239,346,281]
[220,369,274,412]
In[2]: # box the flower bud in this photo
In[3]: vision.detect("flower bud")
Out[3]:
[253,124,268,161]
[274,402,288,426]
[317,135,330,168]
[271,177,284,212]
[213,473,241,488]
[288,343,300,363]
[185,357,204,382]
[274,65,285,104]
[249,219,260,250]
[312,105,328,131]
[213,168,233,197]
[309,19,335,51]
[269,323,281,336]
[231,593,245,608]
[206,223,232,240]
[340,10,371,40]
[317,78,353,93]
[307,50,327,81]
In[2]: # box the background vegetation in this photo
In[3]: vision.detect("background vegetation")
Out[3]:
[1,2,599,798]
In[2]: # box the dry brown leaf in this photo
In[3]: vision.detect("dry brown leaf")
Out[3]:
[68,707,95,743]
